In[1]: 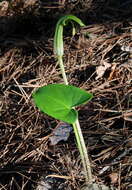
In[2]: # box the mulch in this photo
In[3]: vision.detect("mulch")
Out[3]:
[0,0,132,189]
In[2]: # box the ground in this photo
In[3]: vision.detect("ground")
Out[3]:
[0,0,132,189]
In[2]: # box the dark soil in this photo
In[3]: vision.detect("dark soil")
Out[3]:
[0,0,132,189]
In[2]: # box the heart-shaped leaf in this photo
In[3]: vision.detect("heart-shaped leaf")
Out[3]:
[33,84,93,124]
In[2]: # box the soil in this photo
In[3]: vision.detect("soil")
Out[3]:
[0,0,132,190]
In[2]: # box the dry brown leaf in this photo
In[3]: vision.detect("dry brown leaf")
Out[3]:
[0,1,9,16]
[24,0,37,8]
[109,173,118,184]
[96,61,111,80]
[49,122,72,145]
[123,112,132,122]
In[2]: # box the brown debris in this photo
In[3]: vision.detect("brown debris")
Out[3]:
[0,0,132,189]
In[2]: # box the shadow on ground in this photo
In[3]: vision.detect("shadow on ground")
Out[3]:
[0,0,132,54]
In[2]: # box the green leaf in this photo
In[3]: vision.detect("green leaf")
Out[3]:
[33,84,93,124]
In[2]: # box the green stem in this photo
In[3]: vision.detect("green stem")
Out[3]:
[73,120,92,183]
[58,55,92,183]
[58,56,68,85]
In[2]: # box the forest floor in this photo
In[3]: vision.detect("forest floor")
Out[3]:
[0,0,132,189]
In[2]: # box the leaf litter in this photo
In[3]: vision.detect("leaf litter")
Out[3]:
[49,122,72,145]
[0,0,132,189]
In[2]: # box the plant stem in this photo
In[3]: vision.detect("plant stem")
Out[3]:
[58,55,92,183]
[58,56,68,85]
[73,120,92,183]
